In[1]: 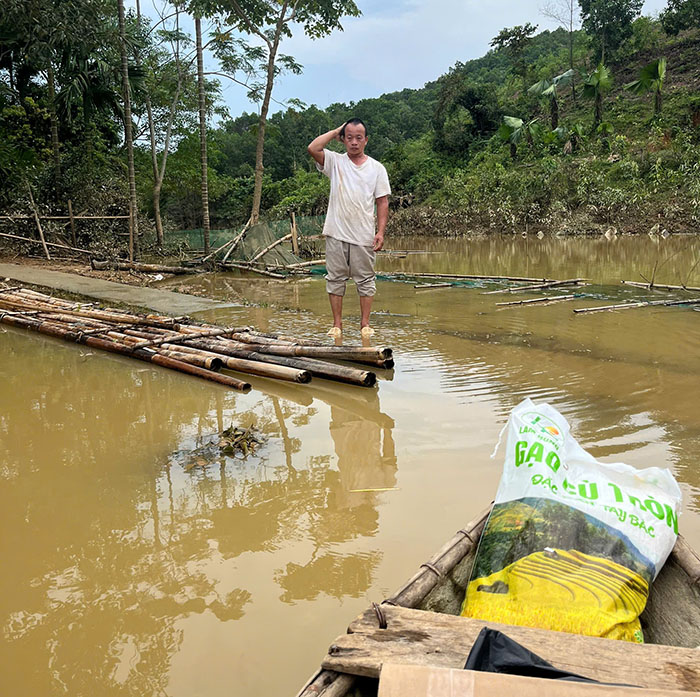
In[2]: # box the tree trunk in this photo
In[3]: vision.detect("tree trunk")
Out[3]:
[655,87,662,116]
[510,142,517,161]
[551,95,559,130]
[195,15,210,254]
[594,90,603,131]
[46,62,61,191]
[569,28,576,103]
[250,1,289,225]
[117,0,139,261]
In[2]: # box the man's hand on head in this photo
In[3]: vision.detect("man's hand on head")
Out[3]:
[334,123,346,142]
[373,233,384,252]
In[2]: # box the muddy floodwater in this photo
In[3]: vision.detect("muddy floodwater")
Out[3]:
[2,234,700,696]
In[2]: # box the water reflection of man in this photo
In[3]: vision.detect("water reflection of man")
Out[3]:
[328,391,397,521]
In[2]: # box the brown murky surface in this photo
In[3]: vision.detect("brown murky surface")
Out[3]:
[2,234,700,696]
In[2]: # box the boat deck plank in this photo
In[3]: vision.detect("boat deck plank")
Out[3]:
[322,605,700,692]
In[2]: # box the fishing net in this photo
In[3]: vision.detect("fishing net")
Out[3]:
[173,215,326,265]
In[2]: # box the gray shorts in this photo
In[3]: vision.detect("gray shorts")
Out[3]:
[325,236,376,297]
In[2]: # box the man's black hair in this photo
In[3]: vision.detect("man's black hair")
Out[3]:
[340,118,368,138]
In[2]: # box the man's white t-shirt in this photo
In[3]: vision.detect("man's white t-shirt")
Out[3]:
[317,149,391,247]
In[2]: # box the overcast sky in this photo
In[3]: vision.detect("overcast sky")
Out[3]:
[133,0,670,120]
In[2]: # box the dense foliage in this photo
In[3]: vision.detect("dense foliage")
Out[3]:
[1,0,699,251]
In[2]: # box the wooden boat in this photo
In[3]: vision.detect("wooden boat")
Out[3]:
[296,505,700,697]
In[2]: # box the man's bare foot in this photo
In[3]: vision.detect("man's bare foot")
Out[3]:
[327,326,342,338]
[360,326,375,337]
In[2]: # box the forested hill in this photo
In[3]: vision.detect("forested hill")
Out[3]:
[1,2,699,246]
[197,21,699,236]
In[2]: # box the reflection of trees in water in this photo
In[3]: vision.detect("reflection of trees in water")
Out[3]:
[1,329,401,692]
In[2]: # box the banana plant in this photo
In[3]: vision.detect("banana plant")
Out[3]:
[498,116,540,160]
[625,57,667,117]
[528,68,575,129]
[582,63,613,132]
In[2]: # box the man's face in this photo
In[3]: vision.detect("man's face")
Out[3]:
[342,122,368,157]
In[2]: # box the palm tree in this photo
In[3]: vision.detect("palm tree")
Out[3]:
[582,63,613,132]
[529,68,575,129]
[625,58,667,118]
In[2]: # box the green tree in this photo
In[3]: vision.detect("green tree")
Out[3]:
[582,62,613,131]
[217,0,361,225]
[659,0,700,34]
[529,68,575,128]
[578,0,643,62]
[625,57,667,117]
[490,23,539,83]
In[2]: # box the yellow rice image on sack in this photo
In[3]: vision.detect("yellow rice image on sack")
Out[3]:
[462,548,649,642]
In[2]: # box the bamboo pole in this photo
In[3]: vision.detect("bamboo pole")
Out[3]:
[0,312,251,390]
[496,294,576,307]
[248,232,293,263]
[196,338,378,387]
[290,212,299,255]
[483,278,586,294]
[414,282,453,289]
[0,232,92,255]
[0,215,130,220]
[221,222,250,264]
[220,262,286,279]
[67,200,77,247]
[382,272,552,282]
[25,183,51,260]
[574,298,700,314]
[157,347,223,371]
[621,280,700,293]
[163,343,312,383]
[284,259,325,268]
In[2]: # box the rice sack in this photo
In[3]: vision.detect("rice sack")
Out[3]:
[461,398,682,643]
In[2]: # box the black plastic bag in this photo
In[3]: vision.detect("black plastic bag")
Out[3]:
[464,627,598,683]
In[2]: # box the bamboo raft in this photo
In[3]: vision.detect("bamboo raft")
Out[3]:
[0,288,393,390]
[296,504,700,697]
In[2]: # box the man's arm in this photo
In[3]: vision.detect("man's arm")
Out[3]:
[307,124,345,167]
[374,196,389,251]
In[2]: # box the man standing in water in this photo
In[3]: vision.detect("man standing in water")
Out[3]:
[308,119,391,337]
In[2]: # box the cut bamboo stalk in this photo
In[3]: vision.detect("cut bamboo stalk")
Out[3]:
[496,294,576,307]
[248,232,293,263]
[0,232,92,256]
[0,312,251,391]
[157,347,223,371]
[163,343,312,383]
[196,338,377,387]
[574,298,700,314]
[483,278,586,294]
[414,282,453,289]
[220,262,287,279]
[621,280,700,292]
